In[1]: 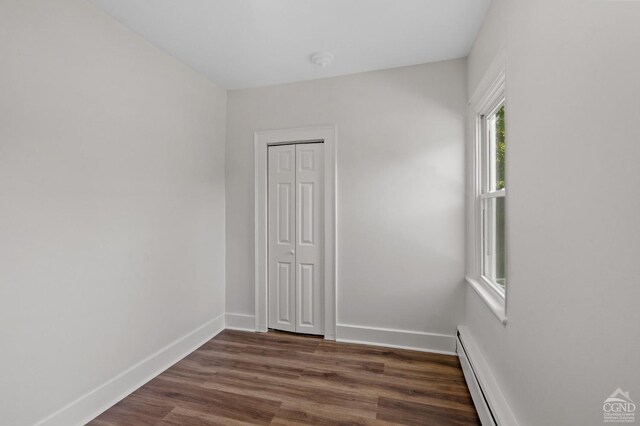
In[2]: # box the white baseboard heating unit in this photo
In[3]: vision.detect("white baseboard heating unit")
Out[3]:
[456,328,498,426]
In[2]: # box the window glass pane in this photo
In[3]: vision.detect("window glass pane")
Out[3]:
[494,105,506,190]
[495,196,506,288]
[482,197,506,291]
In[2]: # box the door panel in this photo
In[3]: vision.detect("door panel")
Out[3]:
[298,263,314,325]
[277,262,292,323]
[299,183,315,245]
[295,143,324,335]
[277,183,292,244]
[268,145,296,332]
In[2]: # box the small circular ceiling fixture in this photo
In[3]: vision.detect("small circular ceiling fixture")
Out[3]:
[310,51,334,67]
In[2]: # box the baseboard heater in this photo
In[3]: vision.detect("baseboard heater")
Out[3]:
[456,329,498,426]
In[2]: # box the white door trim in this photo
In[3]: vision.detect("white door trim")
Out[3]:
[254,125,337,339]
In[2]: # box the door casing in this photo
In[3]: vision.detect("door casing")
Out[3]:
[254,125,337,339]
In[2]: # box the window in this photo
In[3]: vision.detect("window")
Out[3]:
[481,103,506,294]
[466,58,507,323]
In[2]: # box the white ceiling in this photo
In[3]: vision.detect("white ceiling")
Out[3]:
[89,0,491,89]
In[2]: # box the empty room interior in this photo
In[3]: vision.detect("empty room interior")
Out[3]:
[2,0,639,425]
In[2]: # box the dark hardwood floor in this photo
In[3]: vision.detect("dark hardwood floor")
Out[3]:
[90,330,479,425]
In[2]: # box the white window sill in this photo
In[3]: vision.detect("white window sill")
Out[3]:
[465,276,507,325]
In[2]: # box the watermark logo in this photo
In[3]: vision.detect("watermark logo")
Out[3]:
[604,388,635,423]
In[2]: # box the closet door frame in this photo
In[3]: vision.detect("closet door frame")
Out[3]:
[254,125,337,340]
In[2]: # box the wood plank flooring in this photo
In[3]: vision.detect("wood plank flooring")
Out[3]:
[90,330,479,425]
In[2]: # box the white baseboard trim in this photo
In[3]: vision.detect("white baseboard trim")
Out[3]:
[456,326,519,426]
[225,313,256,331]
[336,324,456,355]
[34,313,226,426]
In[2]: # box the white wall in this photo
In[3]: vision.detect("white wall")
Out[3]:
[226,59,467,349]
[0,1,227,425]
[465,0,640,425]
[466,0,506,97]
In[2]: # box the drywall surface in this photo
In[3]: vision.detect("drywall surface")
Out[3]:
[0,1,226,424]
[466,0,506,97]
[464,0,640,425]
[226,59,467,342]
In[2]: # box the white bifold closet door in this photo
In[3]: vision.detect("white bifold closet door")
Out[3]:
[268,143,324,335]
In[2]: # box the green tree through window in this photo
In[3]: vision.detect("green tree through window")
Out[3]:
[495,105,506,286]
[496,105,506,190]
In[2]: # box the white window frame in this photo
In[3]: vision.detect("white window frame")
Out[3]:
[480,102,506,294]
[466,50,508,324]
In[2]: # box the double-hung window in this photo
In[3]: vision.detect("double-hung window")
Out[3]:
[467,61,507,323]
[480,103,506,293]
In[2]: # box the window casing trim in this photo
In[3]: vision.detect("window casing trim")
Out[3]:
[466,51,507,324]
[466,276,507,324]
